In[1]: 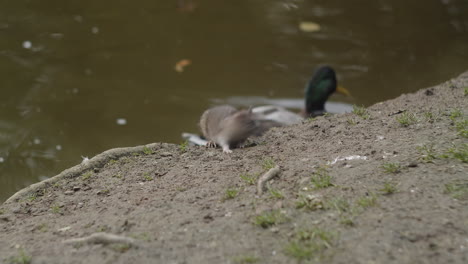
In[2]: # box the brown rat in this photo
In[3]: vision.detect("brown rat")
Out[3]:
[199,105,264,153]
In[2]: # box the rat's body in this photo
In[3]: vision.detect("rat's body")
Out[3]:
[199,105,268,153]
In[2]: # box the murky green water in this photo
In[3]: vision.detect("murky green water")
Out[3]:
[1,0,468,202]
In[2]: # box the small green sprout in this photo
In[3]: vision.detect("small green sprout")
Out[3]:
[223,188,239,200]
[239,173,256,185]
[449,108,462,121]
[268,187,285,199]
[110,243,131,253]
[356,193,378,208]
[179,140,188,152]
[417,144,438,163]
[253,210,287,228]
[380,182,398,195]
[143,172,153,181]
[396,112,418,127]
[7,248,32,264]
[325,198,351,213]
[142,146,154,155]
[346,117,357,125]
[444,182,468,200]
[296,193,324,210]
[81,171,93,181]
[446,143,468,163]
[232,255,259,264]
[381,162,401,173]
[27,193,38,202]
[455,119,468,138]
[352,105,370,120]
[51,204,61,214]
[262,158,276,170]
[310,167,334,189]
[284,228,337,262]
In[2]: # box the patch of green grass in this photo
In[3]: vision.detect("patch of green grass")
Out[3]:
[449,108,462,121]
[455,119,468,138]
[142,146,153,155]
[346,117,357,125]
[96,225,110,232]
[396,111,418,127]
[0,208,5,215]
[296,193,323,210]
[352,105,370,120]
[325,198,350,213]
[110,243,131,253]
[339,215,355,227]
[356,193,377,208]
[380,182,398,195]
[464,87,468,96]
[446,143,468,163]
[51,204,61,214]
[311,167,334,189]
[444,181,468,200]
[417,143,438,163]
[27,193,38,202]
[423,112,437,123]
[239,173,256,185]
[7,248,31,264]
[268,187,285,199]
[179,140,188,152]
[81,171,93,181]
[36,223,48,233]
[112,173,123,179]
[253,210,288,228]
[143,172,153,181]
[108,159,117,165]
[262,158,276,170]
[232,255,259,264]
[99,189,110,195]
[223,188,239,200]
[381,162,401,174]
[284,228,337,262]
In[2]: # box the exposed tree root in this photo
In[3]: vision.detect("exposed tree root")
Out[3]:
[63,232,137,247]
[257,165,280,195]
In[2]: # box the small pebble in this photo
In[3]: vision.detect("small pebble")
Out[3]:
[64,190,74,195]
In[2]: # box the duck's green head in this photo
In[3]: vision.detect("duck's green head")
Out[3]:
[304,66,347,117]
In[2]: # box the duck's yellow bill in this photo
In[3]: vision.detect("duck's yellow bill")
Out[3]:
[336,85,351,96]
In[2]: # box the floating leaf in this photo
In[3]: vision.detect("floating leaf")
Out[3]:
[299,21,321,32]
[175,59,191,73]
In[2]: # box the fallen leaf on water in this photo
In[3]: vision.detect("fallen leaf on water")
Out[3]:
[177,0,198,13]
[299,21,321,32]
[175,59,191,73]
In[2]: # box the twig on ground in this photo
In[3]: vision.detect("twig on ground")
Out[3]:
[63,232,137,247]
[257,165,281,195]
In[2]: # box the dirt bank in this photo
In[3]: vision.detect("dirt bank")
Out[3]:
[1,72,467,264]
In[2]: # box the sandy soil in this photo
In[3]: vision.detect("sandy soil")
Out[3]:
[1,71,467,264]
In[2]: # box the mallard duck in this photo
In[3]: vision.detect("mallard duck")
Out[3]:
[182,66,350,146]
[251,66,350,126]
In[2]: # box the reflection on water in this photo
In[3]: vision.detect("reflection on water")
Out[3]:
[1,0,468,201]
